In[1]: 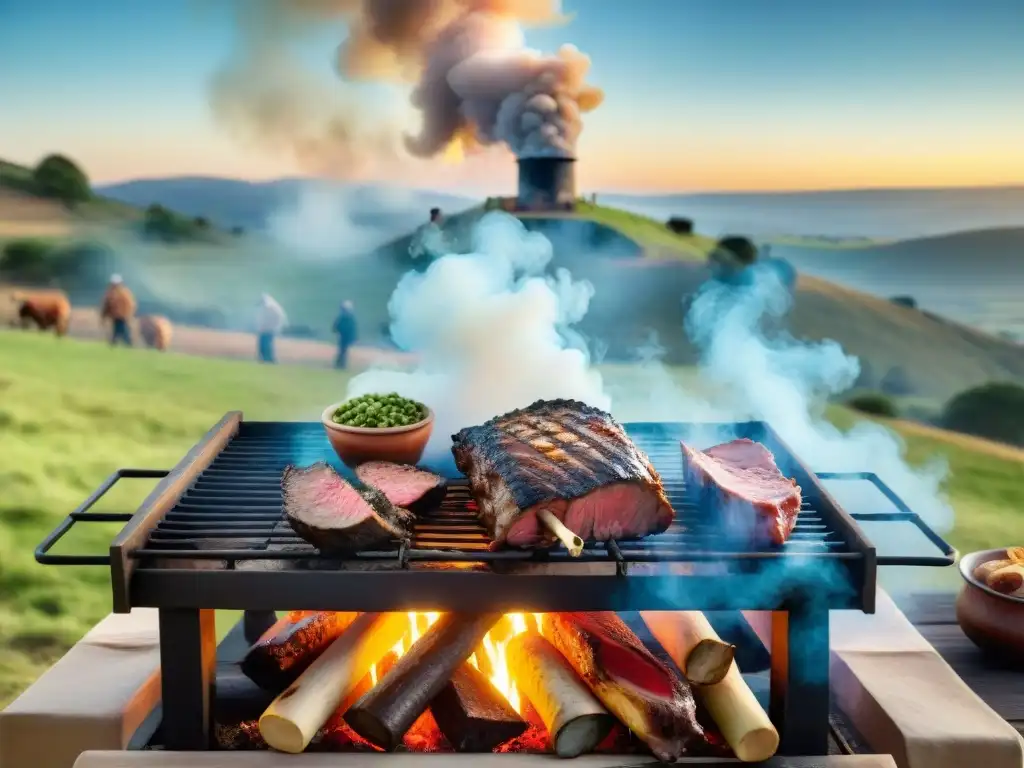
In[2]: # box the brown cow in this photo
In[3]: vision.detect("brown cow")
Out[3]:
[138,315,173,351]
[11,291,71,337]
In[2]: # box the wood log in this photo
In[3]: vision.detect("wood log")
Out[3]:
[430,662,528,752]
[506,631,615,758]
[344,613,501,751]
[639,611,736,686]
[258,612,408,754]
[241,611,360,693]
[642,611,778,762]
[541,612,704,763]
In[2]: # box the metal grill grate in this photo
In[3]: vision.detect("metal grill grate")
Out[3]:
[137,421,849,565]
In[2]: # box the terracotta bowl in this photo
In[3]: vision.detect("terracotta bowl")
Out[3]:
[321,401,434,468]
[955,548,1024,662]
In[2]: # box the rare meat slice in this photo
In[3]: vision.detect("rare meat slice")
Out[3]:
[283,463,414,553]
[681,438,801,546]
[451,399,674,550]
[542,612,705,762]
[354,461,446,512]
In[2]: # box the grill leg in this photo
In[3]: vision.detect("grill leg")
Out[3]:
[158,608,216,750]
[769,604,831,755]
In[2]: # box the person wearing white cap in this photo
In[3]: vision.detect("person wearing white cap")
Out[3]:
[100,273,136,346]
[255,293,288,364]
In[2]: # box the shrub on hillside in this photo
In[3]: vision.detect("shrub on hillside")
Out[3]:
[890,295,917,309]
[847,392,898,418]
[880,365,914,396]
[715,236,758,266]
[32,154,91,207]
[0,239,54,283]
[666,217,693,235]
[941,382,1024,447]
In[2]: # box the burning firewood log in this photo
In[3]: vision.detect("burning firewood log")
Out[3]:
[430,662,528,752]
[542,612,705,763]
[344,612,502,751]
[507,630,615,757]
[639,612,736,686]
[259,612,408,754]
[241,611,360,693]
[642,612,779,762]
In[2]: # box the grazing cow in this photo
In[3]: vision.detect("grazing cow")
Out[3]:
[12,291,71,337]
[138,315,173,351]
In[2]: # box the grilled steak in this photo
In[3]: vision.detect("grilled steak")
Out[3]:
[681,438,801,546]
[354,461,446,512]
[451,399,674,549]
[283,463,414,553]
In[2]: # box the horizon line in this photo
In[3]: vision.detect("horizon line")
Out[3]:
[92,171,1024,199]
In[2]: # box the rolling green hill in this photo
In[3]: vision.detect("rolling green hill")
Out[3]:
[0,157,226,244]
[0,330,1020,705]
[2,159,1020,403]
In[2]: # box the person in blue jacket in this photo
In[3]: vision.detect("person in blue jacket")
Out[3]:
[332,300,358,370]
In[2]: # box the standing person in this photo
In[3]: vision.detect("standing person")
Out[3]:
[331,300,358,370]
[100,274,136,347]
[255,293,287,364]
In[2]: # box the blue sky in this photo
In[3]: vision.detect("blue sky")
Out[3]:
[1,0,1022,192]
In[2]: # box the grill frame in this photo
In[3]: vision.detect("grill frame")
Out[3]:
[114,413,879,615]
[33,410,955,758]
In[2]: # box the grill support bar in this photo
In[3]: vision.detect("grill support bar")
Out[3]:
[769,605,831,756]
[158,608,216,750]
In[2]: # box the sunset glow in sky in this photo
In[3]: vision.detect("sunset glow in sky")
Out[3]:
[1,0,1022,194]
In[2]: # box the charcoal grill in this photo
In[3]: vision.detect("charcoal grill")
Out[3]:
[36,412,954,759]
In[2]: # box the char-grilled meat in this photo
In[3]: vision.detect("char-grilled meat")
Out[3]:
[451,399,674,549]
[354,461,446,512]
[283,463,413,553]
[681,438,801,546]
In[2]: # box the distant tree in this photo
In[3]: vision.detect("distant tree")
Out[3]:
[890,295,918,309]
[32,154,91,207]
[666,217,693,235]
[716,236,758,266]
[0,239,53,282]
[846,392,898,418]
[879,365,914,396]
[193,216,210,229]
[941,382,1024,447]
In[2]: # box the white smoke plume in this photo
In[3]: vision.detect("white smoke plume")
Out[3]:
[347,212,607,447]
[353,215,954,562]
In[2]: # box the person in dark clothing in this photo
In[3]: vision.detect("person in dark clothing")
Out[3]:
[332,300,358,369]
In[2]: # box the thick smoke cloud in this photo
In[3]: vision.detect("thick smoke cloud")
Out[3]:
[212,1,603,171]
[210,1,400,178]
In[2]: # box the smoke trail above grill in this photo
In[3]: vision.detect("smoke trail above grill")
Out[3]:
[333,0,605,160]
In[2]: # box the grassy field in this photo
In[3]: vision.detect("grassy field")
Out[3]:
[1,330,1022,706]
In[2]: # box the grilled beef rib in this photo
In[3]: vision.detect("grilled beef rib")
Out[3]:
[283,463,414,553]
[451,399,674,549]
[681,438,801,546]
[354,461,446,512]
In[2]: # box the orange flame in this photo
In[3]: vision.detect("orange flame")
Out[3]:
[368,612,546,712]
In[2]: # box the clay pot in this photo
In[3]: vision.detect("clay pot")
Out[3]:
[955,548,1024,663]
[321,402,434,468]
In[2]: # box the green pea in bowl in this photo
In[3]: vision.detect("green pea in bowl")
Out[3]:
[321,393,434,467]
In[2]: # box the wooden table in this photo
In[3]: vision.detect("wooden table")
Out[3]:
[900,591,1024,738]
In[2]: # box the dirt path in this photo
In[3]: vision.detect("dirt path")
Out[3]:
[2,296,416,369]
